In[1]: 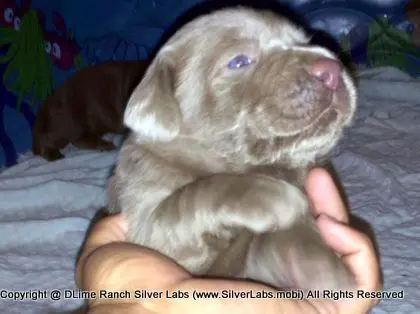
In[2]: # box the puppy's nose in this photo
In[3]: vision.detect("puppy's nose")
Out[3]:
[308,58,341,90]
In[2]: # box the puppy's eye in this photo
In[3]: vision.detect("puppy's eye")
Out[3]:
[227,54,253,69]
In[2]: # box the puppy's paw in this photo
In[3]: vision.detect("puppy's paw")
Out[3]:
[284,238,355,291]
[96,139,116,151]
[244,224,355,292]
[73,138,116,151]
[42,150,65,161]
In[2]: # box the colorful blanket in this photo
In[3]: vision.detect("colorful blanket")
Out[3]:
[1,0,420,167]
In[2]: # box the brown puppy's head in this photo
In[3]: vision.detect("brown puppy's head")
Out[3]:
[124,7,357,167]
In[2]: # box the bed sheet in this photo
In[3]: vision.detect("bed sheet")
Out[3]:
[0,67,419,313]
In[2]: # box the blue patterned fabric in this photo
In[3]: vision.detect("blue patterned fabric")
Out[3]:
[1,0,419,167]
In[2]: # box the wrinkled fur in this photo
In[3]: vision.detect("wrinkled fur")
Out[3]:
[108,7,358,291]
[32,61,149,161]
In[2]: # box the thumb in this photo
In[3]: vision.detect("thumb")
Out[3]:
[316,215,381,292]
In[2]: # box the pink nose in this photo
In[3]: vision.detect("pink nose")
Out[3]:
[308,58,342,90]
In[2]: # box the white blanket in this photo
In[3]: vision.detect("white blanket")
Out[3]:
[0,67,419,313]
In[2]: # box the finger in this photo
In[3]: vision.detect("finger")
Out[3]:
[80,243,191,312]
[317,215,381,291]
[81,244,190,293]
[305,167,349,224]
[75,213,127,286]
[76,213,191,311]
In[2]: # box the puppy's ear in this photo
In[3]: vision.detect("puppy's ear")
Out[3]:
[124,54,181,142]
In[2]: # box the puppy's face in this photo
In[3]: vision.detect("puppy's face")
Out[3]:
[125,8,357,167]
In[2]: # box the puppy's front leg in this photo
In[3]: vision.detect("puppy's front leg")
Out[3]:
[134,173,309,274]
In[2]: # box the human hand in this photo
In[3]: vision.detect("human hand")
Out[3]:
[75,167,381,314]
[302,168,382,313]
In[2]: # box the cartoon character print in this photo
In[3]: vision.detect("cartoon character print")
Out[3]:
[1,0,30,31]
[0,1,83,167]
[43,11,81,70]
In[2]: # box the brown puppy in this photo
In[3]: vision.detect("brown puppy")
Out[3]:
[108,7,358,291]
[407,0,420,46]
[32,61,149,161]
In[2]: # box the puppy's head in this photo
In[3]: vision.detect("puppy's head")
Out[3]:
[124,7,357,167]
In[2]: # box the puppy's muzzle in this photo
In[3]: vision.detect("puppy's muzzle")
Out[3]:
[306,58,342,91]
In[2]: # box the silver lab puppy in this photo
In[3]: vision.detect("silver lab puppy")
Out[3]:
[107,7,358,291]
